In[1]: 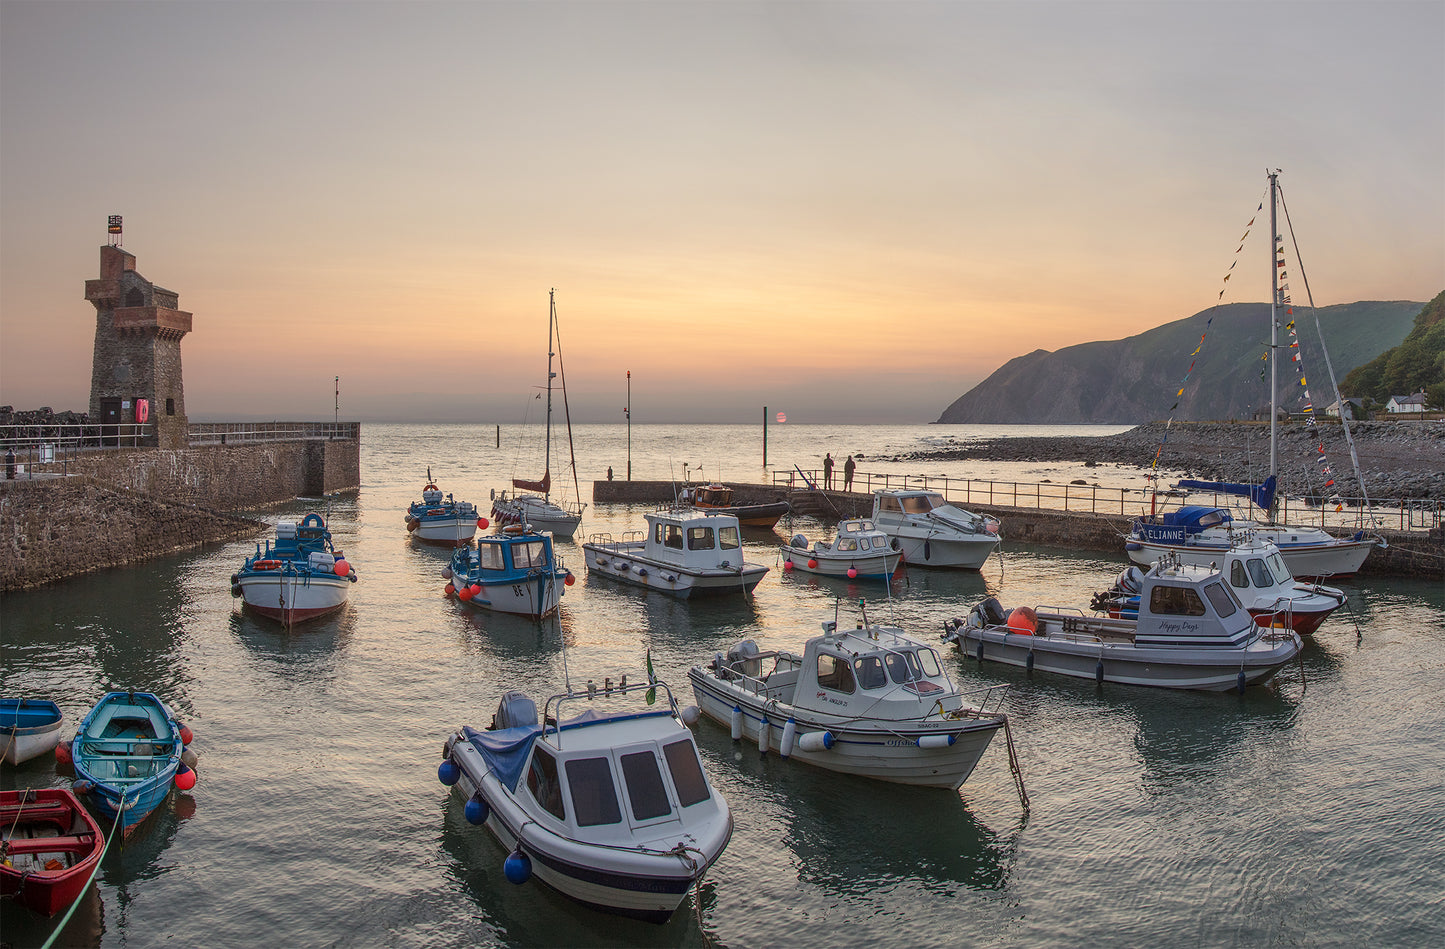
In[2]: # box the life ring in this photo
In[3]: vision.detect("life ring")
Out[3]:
[252,560,282,571]
[502,524,525,535]
[136,399,150,423]
[424,483,438,492]
[300,513,325,528]
[427,508,446,515]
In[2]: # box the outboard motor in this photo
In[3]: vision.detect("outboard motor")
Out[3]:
[790,534,808,550]
[978,596,1008,627]
[494,691,539,730]
[726,639,762,679]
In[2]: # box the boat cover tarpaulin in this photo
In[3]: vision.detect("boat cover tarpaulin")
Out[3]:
[1133,506,1234,542]
[463,724,542,792]
[1175,475,1276,513]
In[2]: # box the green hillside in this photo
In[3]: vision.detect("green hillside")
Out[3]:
[1340,292,1445,408]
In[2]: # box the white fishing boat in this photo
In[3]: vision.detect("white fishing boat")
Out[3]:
[871,489,1001,569]
[445,528,572,620]
[404,472,481,547]
[492,290,587,538]
[438,678,733,924]
[582,508,768,598]
[1098,533,1346,635]
[945,553,1302,692]
[780,518,901,580]
[689,603,1011,789]
[231,513,356,625]
[0,698,63,765]
[1126,170,1384,578]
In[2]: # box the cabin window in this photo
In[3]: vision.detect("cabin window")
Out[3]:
[879,497,902,514]
[687,527,715,550]
[1246,558,1273,588]
[1203,582,1239,617]
[662,739,710,807]
[1266,553,1292,584]
[1149,584,1207,616]
[901,495,932,514]
[664,525,685,549]
[885,650,925,684]
[837,539,858,552]
[654,523,665,545]
[718,526,740,550]
[853,656,887,690]
[526,746,566,820]
[816,654,856,693]
[1198,510,1229,530]
[620,750,672,820]
[916,647,942,677]
[479,544,505,571]
[565,757,622,827]
[858,520,874,530]
[1230,561,1250,588]
[512,540,549,569]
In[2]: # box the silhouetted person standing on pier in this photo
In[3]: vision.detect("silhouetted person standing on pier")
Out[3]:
[843,454,855,491]
[823,452,834,489]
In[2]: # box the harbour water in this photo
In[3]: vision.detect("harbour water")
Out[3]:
[3,423,1442,948]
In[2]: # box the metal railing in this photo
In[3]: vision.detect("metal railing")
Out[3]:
[187,422,359,445]
[772,468,1441,534]
[0,423,151,451]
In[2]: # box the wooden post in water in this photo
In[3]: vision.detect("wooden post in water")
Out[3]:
[763,405,768,468]
[495,425,500,448]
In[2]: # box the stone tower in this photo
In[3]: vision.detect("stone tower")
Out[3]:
[84,237,192,449]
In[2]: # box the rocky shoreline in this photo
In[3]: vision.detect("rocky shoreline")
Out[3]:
[901,420,1445,501]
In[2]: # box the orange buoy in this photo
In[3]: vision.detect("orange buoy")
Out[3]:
[1006,606,1038,635]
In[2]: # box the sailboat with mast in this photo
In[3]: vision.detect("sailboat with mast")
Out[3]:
[491,290,588,538]
[1126,170,1384,579]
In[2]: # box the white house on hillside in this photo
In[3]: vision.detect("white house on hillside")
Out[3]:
[1386,392,1428,413]
[1325,398,1364,419]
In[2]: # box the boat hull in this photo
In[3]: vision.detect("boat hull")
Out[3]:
[239,572,351,624]
[71,692,183,835]
[693,501,791,529]
[0,789,104,916]
[413,516,478,546]
[452,576,562,619]
[891,532,999,569]
[1127,535,1375,580]
[779,547,901,580]
[957,626,1301,691]
[583,544,767,599]
[689,669,1002,788]
[446,735,730,923]
[1,698,63,765]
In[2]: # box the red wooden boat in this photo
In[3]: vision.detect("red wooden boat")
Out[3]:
[1,788,103,917]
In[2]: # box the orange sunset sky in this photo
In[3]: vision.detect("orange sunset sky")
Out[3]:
[2,2,1441,423]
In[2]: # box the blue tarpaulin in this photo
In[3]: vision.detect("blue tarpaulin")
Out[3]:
[1175,475,1276,513]
[463,724,542,793]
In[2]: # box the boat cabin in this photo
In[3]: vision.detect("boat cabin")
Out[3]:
[682,484,734,508]
[464,533,555,575]
[1127,559,1255,647]
[640,509,744,570]
[718,623,963,719]
[872,491,998,533]
[464,689,722,841]
[1133,506,1234,543]
[826,519,890,553]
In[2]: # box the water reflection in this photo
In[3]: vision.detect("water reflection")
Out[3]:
[229,610,352,686]
[0,880,105,948]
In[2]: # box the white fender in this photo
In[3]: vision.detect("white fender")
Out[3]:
[916,733,957,749]
[758,715,770,755]
[797,730,835,752]
[779,718,797,758]
[730,705,743,741]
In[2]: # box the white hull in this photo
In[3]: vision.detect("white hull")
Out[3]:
[493,497,584,538]
[892,532,998,569]
[1,722,63,765]
[455,577,561,619]
[689,670,1001,788]
[414,517,478,546]
[239,573,350,623]
[1128,534,1375,579]
[447,733,730,923]
[583,542,767,598]
[780,547,901,580]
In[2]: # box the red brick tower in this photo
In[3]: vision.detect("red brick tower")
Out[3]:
[84,219,192,448]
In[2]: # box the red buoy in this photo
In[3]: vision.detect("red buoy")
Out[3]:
[469,584,481,596]
[459,588,474,601]
[808,559,819,569]
[55,742,73,766]
[783,560,794,570]
[1006,606,1038,635]
[477,517,489,529]
[444,582,456,596]
[847,568,858,579]
[174,764,197,791]
[334,559,350,577]
[564,573,576,586]
[179,723,195,745]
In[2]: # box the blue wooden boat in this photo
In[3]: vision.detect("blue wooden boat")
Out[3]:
[1,697,63,765]
[69,692,192,835]
[445,527,572,619]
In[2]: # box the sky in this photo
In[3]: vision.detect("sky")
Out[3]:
[1,1,1441,424]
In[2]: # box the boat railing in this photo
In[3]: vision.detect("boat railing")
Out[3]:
[542,678,680,748]
[584,531,646,551]
[953,683,1012,718]
[715,651,803,699]
[771,468,1442,534]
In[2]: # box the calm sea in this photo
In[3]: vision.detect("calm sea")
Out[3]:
[2,423,1442,948]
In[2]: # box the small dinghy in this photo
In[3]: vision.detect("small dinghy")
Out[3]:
[945,553,1303,692]
[780,518,901,580]
[439,676,733,923]
[65,691,197,836]
[0,788,103,917]
[405,472,482,547]
[1,698,63,765]
[690,601,1012,789]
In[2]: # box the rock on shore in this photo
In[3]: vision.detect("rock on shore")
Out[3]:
[905,421,1445,500]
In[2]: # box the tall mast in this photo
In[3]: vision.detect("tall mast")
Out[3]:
[545,288,556,501]
[1267,169,1280,520]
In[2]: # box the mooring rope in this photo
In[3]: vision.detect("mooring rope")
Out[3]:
[39,789,124,949]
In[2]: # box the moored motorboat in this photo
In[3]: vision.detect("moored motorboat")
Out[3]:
[445,527,572,619]
[779,518,901,580]
[1096,534,1346,634]
[945,553,1302,692]
[232,512,357,625]
[438,678,733,923]
[689,603,1009,789]
[871,489,1001,569]
[65,691,198,836]
[582,508,768,599]
[0,788,103,917]
[1,698,63,765]
[405,474,482,547]
[680,483,790,528]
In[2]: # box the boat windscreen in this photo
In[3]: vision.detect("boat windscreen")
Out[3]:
[719,526,740,550]
[662,739,711,807]
[564,756,623,827]
[620,751,672,820]
[1202,581,1239,618]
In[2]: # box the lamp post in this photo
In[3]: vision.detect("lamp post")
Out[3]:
[626,370,631,481]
